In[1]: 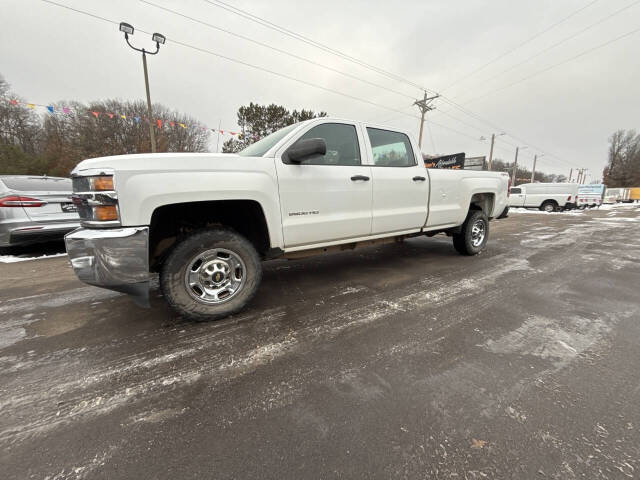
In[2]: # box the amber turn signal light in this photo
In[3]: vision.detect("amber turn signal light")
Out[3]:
[94,205,118,221]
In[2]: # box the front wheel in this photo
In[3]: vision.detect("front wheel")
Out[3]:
[160,228,262,321]
[452,210,489,256]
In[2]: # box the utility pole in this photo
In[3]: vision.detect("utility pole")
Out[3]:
[569,168,573,182]
[530,154,538,183]
[485,132,505,170]
[141,52,156,153]
[512,147,519,186]
[216,119,222,153]
[414,91,439,149]
[488,134,495,171]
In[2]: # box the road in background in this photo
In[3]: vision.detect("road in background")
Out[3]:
[1,206,639,479]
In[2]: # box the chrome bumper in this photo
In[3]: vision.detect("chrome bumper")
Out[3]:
[64,227,150,306]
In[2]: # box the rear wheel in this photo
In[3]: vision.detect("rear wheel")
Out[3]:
[452,210,489,256]
[540,201,557,213]
[160,228,262,321]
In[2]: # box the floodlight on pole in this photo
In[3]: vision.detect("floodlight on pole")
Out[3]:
[152,33,166,45]
[119,22,134,35]
[119,21,166,153]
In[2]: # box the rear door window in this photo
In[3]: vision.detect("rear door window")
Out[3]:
[0,176,71,192]
[366,128,416,167]
[510,187,522,194]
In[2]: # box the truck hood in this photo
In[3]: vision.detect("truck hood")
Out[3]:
[72,152,247,176]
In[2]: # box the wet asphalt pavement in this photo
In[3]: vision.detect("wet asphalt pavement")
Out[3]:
[1,206,640,479]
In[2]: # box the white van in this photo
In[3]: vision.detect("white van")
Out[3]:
[508,183,579,212]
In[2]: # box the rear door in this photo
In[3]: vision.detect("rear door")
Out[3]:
[274,121,372,247]
[0,176,78,222]
[364,127,429,234]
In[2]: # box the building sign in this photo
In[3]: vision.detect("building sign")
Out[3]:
[424,152,465,169]
[464,156,486,170]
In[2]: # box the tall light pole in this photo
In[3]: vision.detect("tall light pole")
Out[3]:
[512,146,527,185]
[486,132,505,171]
[119,22,166,153]
[414,91,439,149]
[531,153,544,183]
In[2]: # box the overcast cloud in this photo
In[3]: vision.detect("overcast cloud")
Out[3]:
[1,0,639,179]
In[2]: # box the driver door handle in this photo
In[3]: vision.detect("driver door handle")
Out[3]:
[350,175,370,181]
[412,176,426,181]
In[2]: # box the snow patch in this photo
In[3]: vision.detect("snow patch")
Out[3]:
[483,315,610,367]
[509,208,584,216]
[0,252,67,263]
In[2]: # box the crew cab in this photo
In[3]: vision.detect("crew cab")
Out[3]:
[65,118,509,321]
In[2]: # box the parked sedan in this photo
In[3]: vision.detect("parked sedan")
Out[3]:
[0,175,80,248]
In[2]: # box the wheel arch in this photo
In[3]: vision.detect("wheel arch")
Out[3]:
[148,199,274,272]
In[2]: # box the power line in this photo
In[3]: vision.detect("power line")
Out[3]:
[436,96,581,168]
[139,0,416,101]
[458,25,640,106]
[470,0,640,91]
[39,0,476,144]
[440,0,602,92]
[201,0,433,93]
[201,0,579,167]
[40,0,576,168]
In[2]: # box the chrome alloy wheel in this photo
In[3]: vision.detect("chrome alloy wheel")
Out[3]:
[544,203,555,212]
[184,248,246,304]
[470,220,486,247]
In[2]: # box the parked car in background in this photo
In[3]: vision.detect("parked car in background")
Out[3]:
[508,182,579,212]
[577,184,605,208]
[0,175,80,248]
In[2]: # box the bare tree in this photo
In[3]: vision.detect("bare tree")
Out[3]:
[603,130,640,187]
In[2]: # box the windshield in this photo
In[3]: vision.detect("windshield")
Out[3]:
[238,123,299,157]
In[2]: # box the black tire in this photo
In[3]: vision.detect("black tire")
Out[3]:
[160,228,262,322]
[452,210,489,256]
[540,200,557,213]
[497,206,509,219]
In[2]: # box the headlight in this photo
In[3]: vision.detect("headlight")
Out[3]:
[72,171,120,227]
[72,175,115,192]
[89,176,115,191]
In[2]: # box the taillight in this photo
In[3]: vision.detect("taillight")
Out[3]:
[567,195,572,201]
[0,195,47,207]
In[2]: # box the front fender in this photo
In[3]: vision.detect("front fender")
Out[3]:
[115,170,284,248]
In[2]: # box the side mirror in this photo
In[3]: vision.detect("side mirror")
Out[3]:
[286,138,326,163]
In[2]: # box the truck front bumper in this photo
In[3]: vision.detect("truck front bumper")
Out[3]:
[64,227,150,306]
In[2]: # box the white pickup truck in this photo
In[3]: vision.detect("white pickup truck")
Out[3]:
[65,118,510,320]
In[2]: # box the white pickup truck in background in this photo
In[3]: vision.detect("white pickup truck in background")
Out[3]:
[65,118,510,321]
[508,182,578,212]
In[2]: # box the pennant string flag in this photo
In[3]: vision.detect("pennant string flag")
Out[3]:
[1,97,246,140]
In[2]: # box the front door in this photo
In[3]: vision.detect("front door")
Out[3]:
[508,187,526,207]
[275,122,372,248]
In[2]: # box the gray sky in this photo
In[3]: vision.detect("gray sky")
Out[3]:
[2,0,639,179]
